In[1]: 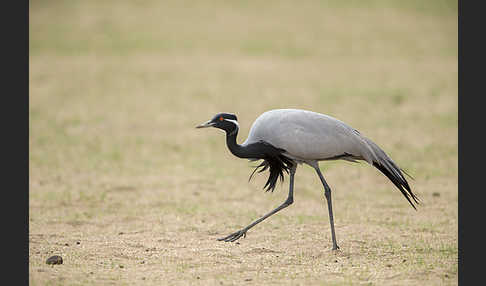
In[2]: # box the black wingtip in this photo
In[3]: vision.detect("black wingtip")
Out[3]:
[400,168,415,181]
[373,161,420,210]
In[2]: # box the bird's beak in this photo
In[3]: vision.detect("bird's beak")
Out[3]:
[196,120,215,129]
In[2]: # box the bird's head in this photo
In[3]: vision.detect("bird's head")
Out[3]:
[196,113,239,134]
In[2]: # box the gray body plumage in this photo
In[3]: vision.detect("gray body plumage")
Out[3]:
[244,109,379,164]
[243,109,416,209]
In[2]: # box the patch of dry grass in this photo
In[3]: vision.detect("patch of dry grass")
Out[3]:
[30,1,457,285]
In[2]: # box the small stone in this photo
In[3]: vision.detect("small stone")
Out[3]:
[119,265,124,268]
[46,255,63,265]
[76,241,80,245]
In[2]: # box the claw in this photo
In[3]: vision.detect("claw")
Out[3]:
[217,229,247,242]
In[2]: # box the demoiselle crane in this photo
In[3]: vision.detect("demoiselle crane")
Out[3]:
[196,109,419,250]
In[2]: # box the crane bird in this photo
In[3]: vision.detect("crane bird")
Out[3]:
[196,108,419,250]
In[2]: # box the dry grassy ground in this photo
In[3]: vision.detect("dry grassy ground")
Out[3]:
[30,1,457,285]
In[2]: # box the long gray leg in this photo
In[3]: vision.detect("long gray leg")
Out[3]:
[218,164,297,242]
[313,164,340,250]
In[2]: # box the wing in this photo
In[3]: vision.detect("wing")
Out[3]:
[243,109,378,163]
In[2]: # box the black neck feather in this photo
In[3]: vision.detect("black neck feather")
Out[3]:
[225,131,249,159]
[223,128,294,192]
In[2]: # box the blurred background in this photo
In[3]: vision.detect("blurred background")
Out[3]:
[30,0,457,284]
[30,0,457,181]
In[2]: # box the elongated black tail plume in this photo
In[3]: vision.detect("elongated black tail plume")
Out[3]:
[249,154,294,192]
[373,159,420,209]
[361,137,419,209]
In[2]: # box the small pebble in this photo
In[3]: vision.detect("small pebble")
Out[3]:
[76,241,80,245]
[46,255,63,265]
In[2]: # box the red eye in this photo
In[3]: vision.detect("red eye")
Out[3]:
[219,116,223,121]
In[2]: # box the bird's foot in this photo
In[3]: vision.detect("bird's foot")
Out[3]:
[332,244,340,251]
[217,229,247,242]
